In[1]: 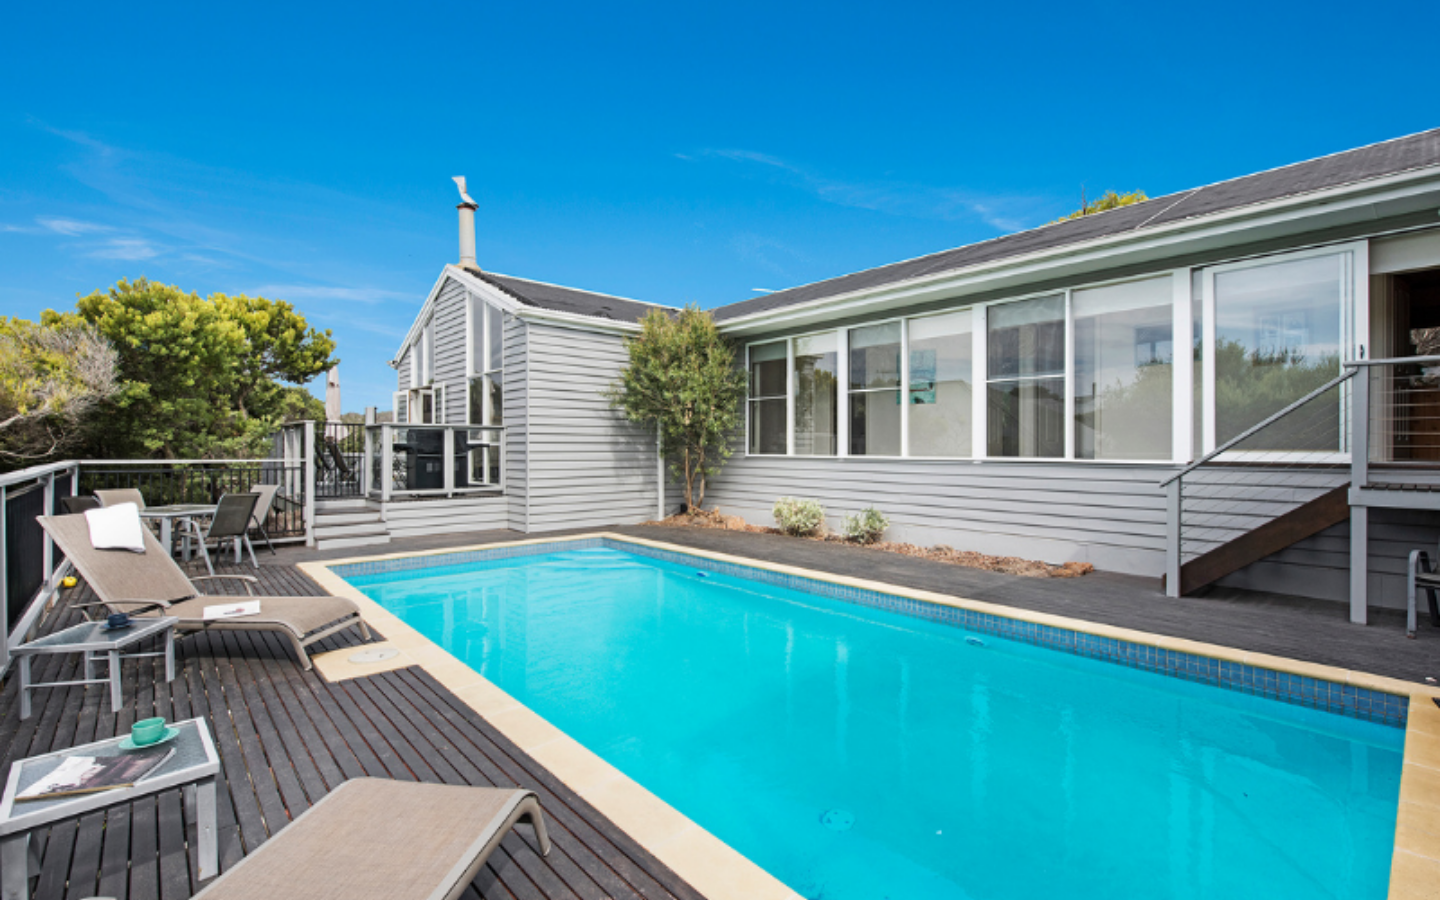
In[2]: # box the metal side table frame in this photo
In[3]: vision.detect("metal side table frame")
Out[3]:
[0,717,220,900]
[11,617,177,719]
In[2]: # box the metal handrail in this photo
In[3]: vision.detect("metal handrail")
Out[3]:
[1345,355,1440,367]
[1158,368,1356,487]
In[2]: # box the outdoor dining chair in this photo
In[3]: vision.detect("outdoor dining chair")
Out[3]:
[246,482,282,555]
[94,489,145,509]
[181,492,261,576]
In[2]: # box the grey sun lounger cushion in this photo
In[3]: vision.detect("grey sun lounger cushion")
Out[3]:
[192,778,551,900]
[38,513,370,669]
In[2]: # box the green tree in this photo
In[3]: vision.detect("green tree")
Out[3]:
[45,278,337,459]
[0,317,117,465]
[607,305,746,511]
[1051,189,1150,224]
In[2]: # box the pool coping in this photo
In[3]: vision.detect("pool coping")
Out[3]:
[299,531,1440,900]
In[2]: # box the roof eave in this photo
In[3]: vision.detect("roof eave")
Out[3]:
[714,164,1440,335]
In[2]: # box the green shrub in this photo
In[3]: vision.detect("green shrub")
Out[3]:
[773,496,826,536]
[843,507,890,544]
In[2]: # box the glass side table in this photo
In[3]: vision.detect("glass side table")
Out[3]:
[11,617,177,719]
[0,717,220,900]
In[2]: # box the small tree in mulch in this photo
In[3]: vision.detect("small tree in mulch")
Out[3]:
[607,305,746,512]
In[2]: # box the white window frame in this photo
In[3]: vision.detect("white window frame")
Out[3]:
[740,239,1367,466]
[1198,241,1367,461]
[465,294,504,428]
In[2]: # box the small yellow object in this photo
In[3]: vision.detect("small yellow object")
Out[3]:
[61,576,77,588]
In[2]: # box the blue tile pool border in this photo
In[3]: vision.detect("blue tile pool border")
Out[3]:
[329,537,1409,728]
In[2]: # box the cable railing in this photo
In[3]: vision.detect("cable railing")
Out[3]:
[1161,370,1355,596]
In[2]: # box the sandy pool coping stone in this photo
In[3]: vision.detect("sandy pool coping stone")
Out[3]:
[301,531,1440,900]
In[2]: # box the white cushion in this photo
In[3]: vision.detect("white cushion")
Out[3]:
[84,502,147,553]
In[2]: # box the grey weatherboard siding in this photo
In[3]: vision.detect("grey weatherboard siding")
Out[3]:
[522,321,660,531]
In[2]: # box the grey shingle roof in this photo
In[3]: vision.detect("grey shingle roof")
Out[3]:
[468,270,668,324]
[710,127,1440,322]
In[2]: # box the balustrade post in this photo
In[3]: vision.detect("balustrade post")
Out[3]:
[303,420,317,548]
[41,473,54,587]
[1349,365,1370,624]
[1165,478,1182,598]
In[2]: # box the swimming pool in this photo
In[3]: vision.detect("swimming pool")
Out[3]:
[340,542,1405,900]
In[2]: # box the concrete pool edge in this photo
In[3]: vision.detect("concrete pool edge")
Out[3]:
[302,531,1440,900]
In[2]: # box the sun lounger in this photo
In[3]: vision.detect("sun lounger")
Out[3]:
[77,778,550,900]
[39,513,370,670]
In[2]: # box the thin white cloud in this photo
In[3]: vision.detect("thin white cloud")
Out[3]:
[88,237,160,260]
[37,217,114,236]
[731,232,810,279]
[252,284,410,305]
[694,148,1047,232]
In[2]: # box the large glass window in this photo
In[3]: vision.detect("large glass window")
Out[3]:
[908,311,973,457]
[1073,277,1173,460]
[748,341,787,454]
[848,323,901,456]
[794,334,838,455]
[468,297,504,429]
[1212,253,1345,450]
[987,295,1065,457]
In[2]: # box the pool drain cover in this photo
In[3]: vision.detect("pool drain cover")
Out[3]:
[349,647,400,665]
[820,809,854,831]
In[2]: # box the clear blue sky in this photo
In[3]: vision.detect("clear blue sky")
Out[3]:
[2,0,1436,412]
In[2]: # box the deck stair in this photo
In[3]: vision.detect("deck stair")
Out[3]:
[1165,358,1440,623]
[313,498,390,551]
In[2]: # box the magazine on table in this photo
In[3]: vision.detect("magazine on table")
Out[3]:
[17,747,176,802]
[202,600,261,620]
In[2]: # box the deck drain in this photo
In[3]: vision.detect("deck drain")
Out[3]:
[820,809,854,831]
[348,647,400,665]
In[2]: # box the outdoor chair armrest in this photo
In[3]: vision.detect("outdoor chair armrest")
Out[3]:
[95,599,171,616]
[190,574,259,596]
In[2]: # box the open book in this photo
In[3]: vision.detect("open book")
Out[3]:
[17,747,175,802]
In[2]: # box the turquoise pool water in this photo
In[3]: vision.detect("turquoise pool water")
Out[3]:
[344,546,1404,900]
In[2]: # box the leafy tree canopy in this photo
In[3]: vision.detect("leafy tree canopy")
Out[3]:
[607,305,746,511]
[1051,189,1149,224]
[0,317,118,466]
[43,278,337,459]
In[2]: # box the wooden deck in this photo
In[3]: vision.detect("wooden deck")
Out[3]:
[0,561,706,900]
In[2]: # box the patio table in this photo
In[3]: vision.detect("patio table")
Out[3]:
[11,617,177,719]
[140,503,216,560]
[0,717,219,900]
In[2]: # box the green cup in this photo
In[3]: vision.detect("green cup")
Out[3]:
[131,717,166,746]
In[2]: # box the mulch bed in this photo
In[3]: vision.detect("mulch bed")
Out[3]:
[644,509,1094,579]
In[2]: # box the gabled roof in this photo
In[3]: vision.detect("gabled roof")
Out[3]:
[467,269,672,324]
[710,127,1440,322]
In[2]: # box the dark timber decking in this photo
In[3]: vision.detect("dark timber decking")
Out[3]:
[0,560,706,900]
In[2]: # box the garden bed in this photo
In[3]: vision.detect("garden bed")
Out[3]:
[645,509,1094,578]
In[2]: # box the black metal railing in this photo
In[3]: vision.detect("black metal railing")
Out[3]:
[6,482,55,629]
[79,462,307,539]
[317,422,365,499]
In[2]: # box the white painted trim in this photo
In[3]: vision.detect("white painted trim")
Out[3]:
[835,326,849,457]
[1170,269,1194,464]
[1063,289,1074,460]
[716,168,1440,333]
[972,304,988,458]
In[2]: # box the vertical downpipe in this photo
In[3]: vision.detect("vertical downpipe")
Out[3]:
[1349,366,1370,625]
